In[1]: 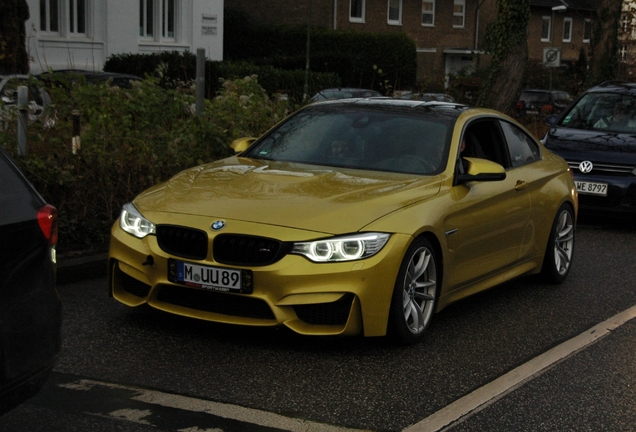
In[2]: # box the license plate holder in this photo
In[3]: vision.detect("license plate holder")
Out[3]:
[168,259,253,294]
[575,180,608,196]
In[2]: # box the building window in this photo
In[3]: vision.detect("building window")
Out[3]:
[69,0,86,35]
[453,0,465,28]
[388,0,402,25]
[583,18,591,43]
[541,16,551,42]
[422,0,434,27]
[140,0,177,40]
[562,17,572,43]
[162,0,175,38]
[350,0,365,23]
[140,0,154,37]
[40,0,60,33]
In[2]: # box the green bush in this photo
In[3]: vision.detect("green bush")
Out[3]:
[1,76,290,254]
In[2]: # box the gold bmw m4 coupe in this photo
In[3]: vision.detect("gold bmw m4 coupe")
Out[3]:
[109,98,577,344]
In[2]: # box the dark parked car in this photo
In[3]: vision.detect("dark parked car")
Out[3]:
[309,88,382,102]
[37,69,142,89]
[543,81,636,215]
[515,89,572,117]
[0,146,62,414]
[398,92,455,103]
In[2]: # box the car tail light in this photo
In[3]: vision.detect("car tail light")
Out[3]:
[515,102,524,110]
[38,204,58,246]
[541,104,554,113]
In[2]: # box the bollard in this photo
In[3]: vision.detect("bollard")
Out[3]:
[72,110,81,154]
[17,86,28,156]
[196,48,205,116]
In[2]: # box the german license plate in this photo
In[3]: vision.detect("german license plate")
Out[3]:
[527,110,538,115]
[575,181,608,196]
[168,260,253,293]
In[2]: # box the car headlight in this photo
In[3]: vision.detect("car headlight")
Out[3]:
[291,233,390,262]
[119,203,156,238]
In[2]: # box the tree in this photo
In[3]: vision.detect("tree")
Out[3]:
[477,0,530,115]
[0,0,30,74]
[588,0,624,85]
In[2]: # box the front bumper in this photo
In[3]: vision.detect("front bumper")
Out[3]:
[109,220,411,337]
[574,173,636,214]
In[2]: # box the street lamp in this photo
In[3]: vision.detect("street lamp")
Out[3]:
[550,5,567,90]
[303,0,312,101]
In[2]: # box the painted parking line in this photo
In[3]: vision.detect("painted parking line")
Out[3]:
[403,304,636,432]
[46,374,369,432]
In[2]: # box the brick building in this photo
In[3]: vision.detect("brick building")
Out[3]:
[225,0,499,86]
[527,0,598,68]
[619,0,636,79]
[225,0,605,89]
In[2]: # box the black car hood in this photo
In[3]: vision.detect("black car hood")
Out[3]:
[544,127,636,163]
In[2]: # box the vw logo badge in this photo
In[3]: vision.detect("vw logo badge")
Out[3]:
[211,220,226,231]
[579,161,594,174]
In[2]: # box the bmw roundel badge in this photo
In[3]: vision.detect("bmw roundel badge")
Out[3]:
[211,220,226,231]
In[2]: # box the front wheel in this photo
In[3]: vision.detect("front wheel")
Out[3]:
[541,203,575,284]
[388,237,439,345]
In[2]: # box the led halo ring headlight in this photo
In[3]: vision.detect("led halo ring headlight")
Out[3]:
[291,233,391,262]
[119,203,156,238]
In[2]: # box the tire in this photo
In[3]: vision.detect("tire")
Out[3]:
[541,203,575,284]
[388,237,439,345]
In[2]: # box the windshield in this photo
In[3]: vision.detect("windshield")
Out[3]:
[560,92,636,134]
[245,106,454,175]
[520,92,551,104]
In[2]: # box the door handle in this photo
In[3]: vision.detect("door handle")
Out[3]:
[515,180,527,191]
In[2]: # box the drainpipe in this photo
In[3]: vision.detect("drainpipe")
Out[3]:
[474,0,487,50]
[333,0,338,29]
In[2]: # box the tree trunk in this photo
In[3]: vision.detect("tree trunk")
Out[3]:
[0,0,30,74]
[589,0,623,85]
[477,0,530,116]
[483,38,528,115]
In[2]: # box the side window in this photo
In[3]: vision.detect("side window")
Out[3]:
[462,119,508,167]
[500,121,540,168]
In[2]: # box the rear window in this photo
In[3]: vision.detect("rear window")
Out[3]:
[0,149,44,225]
[520,92,551,103]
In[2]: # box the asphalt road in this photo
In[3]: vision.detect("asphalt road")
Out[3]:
[1,215,635,431]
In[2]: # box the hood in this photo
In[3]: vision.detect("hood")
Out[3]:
[134,157,441,234]
[544,126,636,164]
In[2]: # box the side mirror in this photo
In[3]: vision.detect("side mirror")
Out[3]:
[456,157,506,184]
[230,137,257,154]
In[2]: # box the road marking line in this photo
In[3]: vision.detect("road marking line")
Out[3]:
[403,304,636,432]
[60,379,369,432]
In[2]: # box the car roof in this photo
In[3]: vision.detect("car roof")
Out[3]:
[521,89,567,94]
[308,97,469,115]
[586,81,636,95]
[316,87,378,92]
[37,69,141,81]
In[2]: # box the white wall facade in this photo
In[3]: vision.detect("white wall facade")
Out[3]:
[25,0,224,74]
